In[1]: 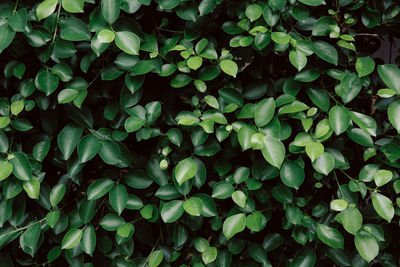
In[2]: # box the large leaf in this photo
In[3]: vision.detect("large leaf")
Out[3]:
[57,123,83,161]
[371,193,394,223]
[223,213,246,240]
[261,136,285,168]
[388,101,400,133]
[174,157,197,185]
[280,161,305,189]
[62,229,83,249]
[311,40,338,65]
[161,200,184,223]
[36,0,58,20]
[316,223,344,249]
[87,178,114,200]
[254,98,275,127]
[354,231,379,263]
[115,31,140,55]
[101,0,120,24]
[329,106,350,135]
[10,152,32,181]
[377,64,400,94]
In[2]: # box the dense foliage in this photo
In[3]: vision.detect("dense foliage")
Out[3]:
[1,0,400,266]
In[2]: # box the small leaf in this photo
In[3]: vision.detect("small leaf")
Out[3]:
[356,57,375,77]
[329,106,350,135]
[62,0,84,13]
[388,101,400,133]
[245,4,262,22]
[311,40,338,65]
[23,179,40,199]
[50,184,66,207]
[341,206,362,235]
[109,184,128,215]
[220,60,238,78]
[377,64,400,94]
[183,197,203,216]
[305,142,324,162]
[312,152,335,175]
[280,161,305,189]
[202,247,218,264]
[254,97,275,127]
[148,250,163,267]
[232,190,246,208]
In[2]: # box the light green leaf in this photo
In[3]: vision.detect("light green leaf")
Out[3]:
[289,50,307,71]
[356,57,375,77]
[377,64,400,94]
[355,231,379,263]
[174,157,197,185]
[316,223,344,249]
[98,29,115,43]
[36,0,58,20]
[62,0,84,13]
[222,213,246,240]
[232,191,246,208]
[340,206,362,235]
[0,161,13,181]
[374,170,392,187]
[62,229,83,249]
[298,0,326,6]
[202,247,218,264]
[371,193,394,223]
[183,197,203,216]
[23,179,40,199]
[50,184,66,207]
[305,142,324,162]
[115,31,140,55]
[245,4,262,22]
[148,250,163,267]
[330,199,348,211]
[101,0,120,24]
[220,60,238,78]
[312,152,335,175]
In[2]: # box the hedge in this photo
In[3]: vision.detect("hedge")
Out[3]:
[1,0,400,266]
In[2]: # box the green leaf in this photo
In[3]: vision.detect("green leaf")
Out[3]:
[62,0,84,13]
[159,0,179,9]
[269,0,287,10]
[50,184,66,207]
[115,31,140,55]
[305,142,324,162]
[261,136,285,169]
[232,190,246,208]
[354,231,379,263]
[245,4,262,22]
[329,106,350,135]
[77,135,101,163]
[57,89,79,104]
[148,250,163,267]
[33,140,50,162]
[280,161,305,189]
[330,199,348,211]
[289,50,307,71]
[62,229,82,249]
[36,0,58,20]
[388,101,400,133]
[316,223,344,249]
[117,222,134,237]
[81,224,96,256]
[223,213,246,240]
[254,97,275,127]
[60,17,91,41]
[46,210,60,228]
[238,125,256,151]
[212,181,234,199]
[371,193,394,223]
[0,24,15,53]
[198,0,217,15]
[98,141,121,165]
[161,200,184,223]
[57,123,83,161]
[87,178,114,200]
[101,0,120,24]
[8,8,27,32]
[377,64,400,94]
[10,152,32,181]
[183,197,203,216]
[100,213,124,230]
[174,157,197,185]
[356,57,375,77]
[312,152,335,175]
[0,161,12,181]
[98,29,115,43]
[374,170,392,187]
[109,184,128,215]
[311,40,338,65]
[22,222,41,249]
[271,32,290,44]
[298,0,326,6]
[349,111,377,136]
[220,60,238,78]
[187,56,203,70]
[23,179,40,199]
[202,247,218,264]
[35,69,59,96]
[341,206,362,235]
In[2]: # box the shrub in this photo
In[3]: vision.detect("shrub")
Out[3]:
[1,0,400,266]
